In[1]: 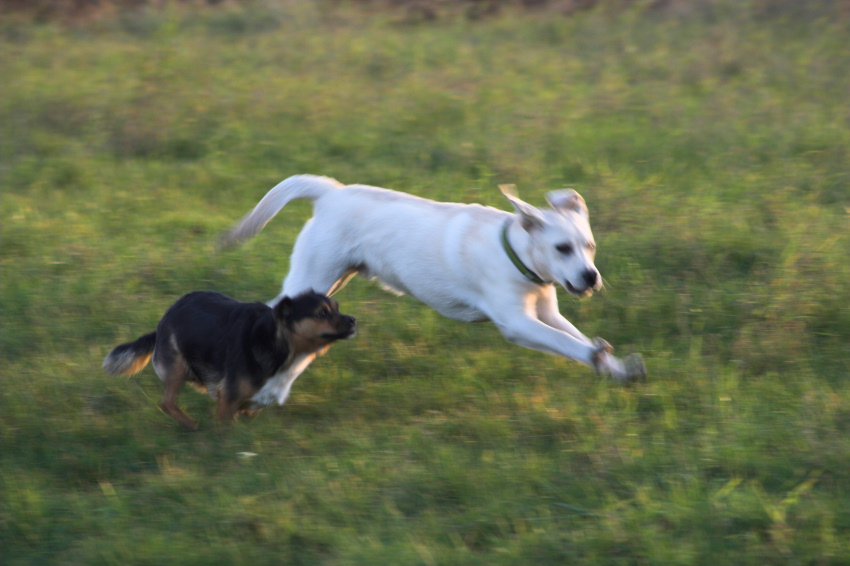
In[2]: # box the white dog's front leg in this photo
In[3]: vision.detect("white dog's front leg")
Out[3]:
[492,313,598,367]
[492,312,643,382]
[535,287,592,344]
[533,289,646,382]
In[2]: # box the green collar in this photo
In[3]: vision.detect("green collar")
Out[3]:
[500,221,546,285]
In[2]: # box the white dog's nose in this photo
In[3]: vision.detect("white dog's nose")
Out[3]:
[583,269,599,289]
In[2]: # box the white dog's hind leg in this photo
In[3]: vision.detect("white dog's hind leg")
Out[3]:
[271,221,357,304]
[250,353,317,408]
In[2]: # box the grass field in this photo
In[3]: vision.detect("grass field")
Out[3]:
[2,1,849,564]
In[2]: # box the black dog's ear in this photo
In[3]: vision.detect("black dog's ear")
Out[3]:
[274,297,293,320]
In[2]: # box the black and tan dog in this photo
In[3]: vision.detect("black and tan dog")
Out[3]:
[103,290,356,430]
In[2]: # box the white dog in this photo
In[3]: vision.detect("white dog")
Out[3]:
[224,175,645,406]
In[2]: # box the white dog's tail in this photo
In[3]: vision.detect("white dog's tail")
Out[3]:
[222,175,344,247]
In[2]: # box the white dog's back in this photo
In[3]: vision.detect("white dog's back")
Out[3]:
[303,182,509,320]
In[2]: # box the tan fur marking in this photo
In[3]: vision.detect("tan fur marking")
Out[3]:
[103,350,152,376]
[128,351,152,375]
[124,351,152,375]
[288,318,341,358]
[236,379,258,408]
[216,389,236,423]
[158,353,198,431]
[216,378,259,423]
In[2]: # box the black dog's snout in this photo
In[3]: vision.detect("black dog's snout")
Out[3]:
[341,315,357,337]
[583,269,599,288]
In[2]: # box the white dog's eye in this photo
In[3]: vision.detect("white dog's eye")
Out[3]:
[556,243,574,255]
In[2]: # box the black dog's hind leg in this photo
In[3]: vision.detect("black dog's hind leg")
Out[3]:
[157,353,199,431]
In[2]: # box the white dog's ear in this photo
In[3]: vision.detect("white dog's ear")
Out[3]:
[500,184,544,231]
[546,189,588,218]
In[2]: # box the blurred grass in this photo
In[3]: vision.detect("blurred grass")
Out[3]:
[2,1,850,564]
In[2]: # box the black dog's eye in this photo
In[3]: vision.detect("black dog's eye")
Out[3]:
[556,243,574,255]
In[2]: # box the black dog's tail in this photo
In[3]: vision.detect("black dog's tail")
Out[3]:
[103,332,157,376]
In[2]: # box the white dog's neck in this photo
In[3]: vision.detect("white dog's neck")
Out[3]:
[504,219,549,284]
[501,219,547,285]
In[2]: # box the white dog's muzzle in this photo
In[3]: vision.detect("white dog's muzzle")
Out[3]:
[564,268,600,297]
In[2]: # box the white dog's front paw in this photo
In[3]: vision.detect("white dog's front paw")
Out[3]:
[622,353,647,382]
[592,338,646,383]
[591,336,622,376]
[591,337,613,355]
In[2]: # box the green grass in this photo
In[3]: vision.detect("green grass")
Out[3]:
[2,1,850,564]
